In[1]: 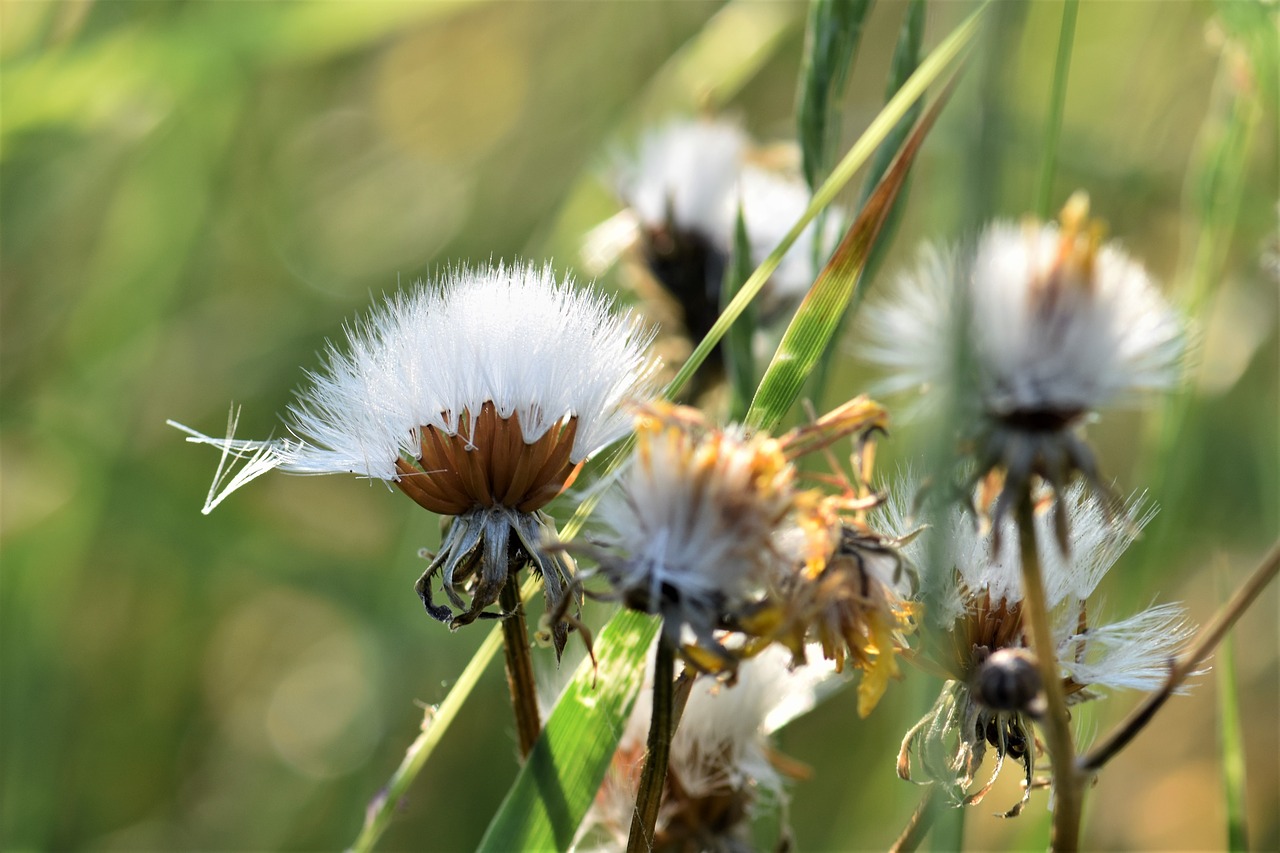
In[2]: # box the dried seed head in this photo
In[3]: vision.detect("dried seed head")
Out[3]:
[394,403,581,515]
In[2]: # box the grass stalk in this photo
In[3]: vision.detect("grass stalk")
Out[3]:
[890,785,939,853]
[1216,575,1248,852]
[1035,0,1079,219]
[1080,541,1280,774]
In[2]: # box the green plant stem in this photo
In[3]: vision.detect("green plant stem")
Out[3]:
[1035,0,1078,219]
[928,791,964,852]
[499,570,541,760]
[1079,540,1280,775]
[350,621,504,852]
[1216,567,1248,852]
[890,785,939,853]
[1015,495,1080,852]
[627,636,676,853]
[349,576,541,853]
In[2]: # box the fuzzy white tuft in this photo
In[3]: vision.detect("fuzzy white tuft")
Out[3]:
[860,222,1186,417]
[172,262,658,513]
[593,422,789,620]
[619,119,746,240]
[617,119,840,304]
[620,644,835,798]
[1058,601,1196,693]
[885,475,1193,696]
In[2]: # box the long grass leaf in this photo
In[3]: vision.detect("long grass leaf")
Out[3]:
[477,611,660,852]
[812,0,927,407]
[350,583,521,853]
[747,69,963,433]
[1034,0,1079,219]
[723,206,757,421]
[1216,569,1248,851]
[797,0,875,191]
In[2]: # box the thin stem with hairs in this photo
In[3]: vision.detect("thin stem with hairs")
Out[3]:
[627,637,677,853]
[1015,494,1081,852]
[1079,541,1280,774]
[499,568,542,760]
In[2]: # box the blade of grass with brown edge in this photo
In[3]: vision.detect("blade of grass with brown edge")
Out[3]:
[746,62,965,434]
[810,0,927,411]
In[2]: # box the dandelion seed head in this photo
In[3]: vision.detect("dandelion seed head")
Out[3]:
[863,196,1185,421]
[892,473,1197,814]
[174,261,659,511]
[592,404,796,662]
[172,262,659,644]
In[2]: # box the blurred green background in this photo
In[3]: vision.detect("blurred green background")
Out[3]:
[2,1,1276,850]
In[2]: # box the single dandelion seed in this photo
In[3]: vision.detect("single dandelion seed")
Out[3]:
[170,261,659,653]
[861,193,1186,546]
[890,481,1197,817]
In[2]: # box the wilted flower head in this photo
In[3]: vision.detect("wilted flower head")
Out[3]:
[586,399,887,673]
[579,645,835,853]
[892,481,1195,816]
[769,513,918,718]
[861,194,1186,538]
[172,262,658,650]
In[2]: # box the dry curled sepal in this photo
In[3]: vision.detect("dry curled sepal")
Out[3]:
[778,395,889,462]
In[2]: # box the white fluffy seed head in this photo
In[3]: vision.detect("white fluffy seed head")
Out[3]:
[617,119,840,303]
[593,409,795,621]
[885,476,1193,695]
[861,216,1186,420]
[172,262,659,512]
[620,119,746,240]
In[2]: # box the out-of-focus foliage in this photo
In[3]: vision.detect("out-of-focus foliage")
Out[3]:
[1,2,1275,850]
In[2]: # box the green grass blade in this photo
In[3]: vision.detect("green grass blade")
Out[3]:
[857,0,928,212]
[1034,0,1079,219]
[747,67,963,433]
[1216,571,1248,851]
[477,611,660,853]
[349,623,506,852]
[797,0,875,191]
[812,0,927,407]
[723,205,758,422]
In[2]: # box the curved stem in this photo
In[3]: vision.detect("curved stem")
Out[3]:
[1016,495,1080,852]
[627,637,676,853]
[1079,541,1280,774]
[500,569,542,759]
